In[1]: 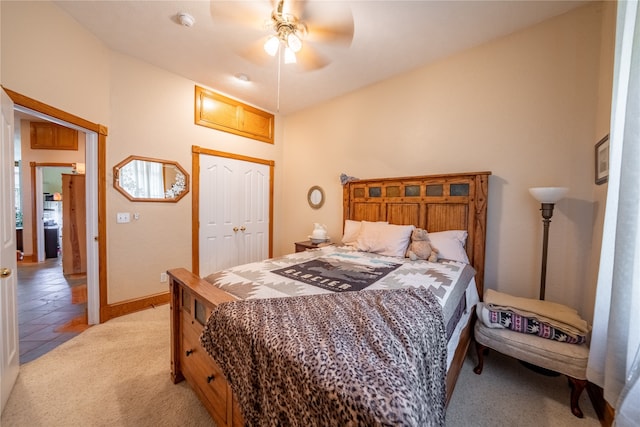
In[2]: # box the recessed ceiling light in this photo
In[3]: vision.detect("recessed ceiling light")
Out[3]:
[234,73,251,82]
[177,12,195,27]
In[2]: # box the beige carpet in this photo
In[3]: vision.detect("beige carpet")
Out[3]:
[2,305,600,426]
[2,305,214,427]
[446,347,600,426]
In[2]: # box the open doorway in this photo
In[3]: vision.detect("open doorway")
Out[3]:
[13,113,95,363]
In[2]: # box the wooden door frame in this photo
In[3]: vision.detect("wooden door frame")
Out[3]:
[191,146,274,276]
[3,87,109,323]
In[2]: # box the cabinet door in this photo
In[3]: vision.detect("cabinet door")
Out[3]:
[30,122,78,150]
[199,155,270,277]
[195,86,274,144]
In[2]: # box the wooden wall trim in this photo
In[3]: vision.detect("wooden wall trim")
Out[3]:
[98,132,108,321]
[587,382,615,426]
[192,145,275,167]
[192,150,200,276]
[2,87,106,135]
[101,292,170,322]
[6,87,109,324]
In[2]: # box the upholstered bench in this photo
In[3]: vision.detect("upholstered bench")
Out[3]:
[473,321,590,418]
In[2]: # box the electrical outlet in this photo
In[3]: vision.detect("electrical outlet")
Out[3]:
[160,272,168,283]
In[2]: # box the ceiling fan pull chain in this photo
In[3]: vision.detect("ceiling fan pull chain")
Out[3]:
[277,46,282,113]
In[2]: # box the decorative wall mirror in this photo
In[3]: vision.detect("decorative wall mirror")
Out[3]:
[113,155,189,202]
[307,185,325,209]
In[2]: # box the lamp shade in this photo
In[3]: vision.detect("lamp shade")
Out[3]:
[264,35,280,57]
[529,187,569,203]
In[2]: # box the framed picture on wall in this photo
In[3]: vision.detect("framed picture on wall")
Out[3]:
[595,135,609,185]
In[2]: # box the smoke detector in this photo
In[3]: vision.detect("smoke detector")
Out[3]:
[177,12,195,28]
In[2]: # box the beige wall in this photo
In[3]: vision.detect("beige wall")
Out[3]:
[1,1,614,321]
[279,2,615,322]
[1,0,284,304]
[585,1,616,327]
[105,51,283,302]
[1,1,110,124]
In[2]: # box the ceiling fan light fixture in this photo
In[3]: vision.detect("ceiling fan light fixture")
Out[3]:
[284,47,297,64]
[264,35,280,57]
[287,32,302,53]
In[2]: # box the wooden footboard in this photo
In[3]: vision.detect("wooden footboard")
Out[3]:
[169,267,474,424]
[445,310,476,405]
[169,268,242,427]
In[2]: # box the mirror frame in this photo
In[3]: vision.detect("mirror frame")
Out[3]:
[113,155,189,202]
[307,185,325,209]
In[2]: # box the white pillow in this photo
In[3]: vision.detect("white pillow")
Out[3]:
[341,220,363,246]
[341,220,388,246]
[356,222,414,257]
[427,230,470,263]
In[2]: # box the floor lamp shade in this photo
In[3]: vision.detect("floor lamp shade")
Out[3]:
[529,187,569,204]
[529,187,569,300]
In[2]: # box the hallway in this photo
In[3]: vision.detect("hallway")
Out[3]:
[17,257,89,364]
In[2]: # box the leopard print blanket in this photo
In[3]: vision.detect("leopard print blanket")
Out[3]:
[200,287,447,426]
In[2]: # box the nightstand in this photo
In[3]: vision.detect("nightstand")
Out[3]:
[294,240,333,253]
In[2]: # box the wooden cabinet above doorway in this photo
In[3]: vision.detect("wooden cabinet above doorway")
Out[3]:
[30,122,78,150]
[194,85,274,144]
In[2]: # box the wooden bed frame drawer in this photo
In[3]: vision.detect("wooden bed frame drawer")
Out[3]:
[181,316,230,424]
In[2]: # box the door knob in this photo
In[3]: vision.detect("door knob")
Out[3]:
[233,226,239,232]
[240,226,246,231]
[1,268,12,278]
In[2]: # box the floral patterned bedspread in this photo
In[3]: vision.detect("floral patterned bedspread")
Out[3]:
[200,287,447,426]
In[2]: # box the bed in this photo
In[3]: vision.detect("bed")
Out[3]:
[168,171,490,426]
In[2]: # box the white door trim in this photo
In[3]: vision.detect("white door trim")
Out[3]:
[35,167,45,262]
[84,134,99,325]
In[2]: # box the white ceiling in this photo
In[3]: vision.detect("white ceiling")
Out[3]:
[53,0,589,115]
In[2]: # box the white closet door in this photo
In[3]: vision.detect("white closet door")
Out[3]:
[199,154,269,277]
[236,162,269,266]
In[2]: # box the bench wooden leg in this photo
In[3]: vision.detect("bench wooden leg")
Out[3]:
[473,342,488,375]
[567,376,587,418]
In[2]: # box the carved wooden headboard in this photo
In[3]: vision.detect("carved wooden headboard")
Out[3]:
[343,171,491,297]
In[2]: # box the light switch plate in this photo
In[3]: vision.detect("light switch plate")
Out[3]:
[116,212,130,223]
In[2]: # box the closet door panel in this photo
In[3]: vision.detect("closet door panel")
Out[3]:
[199,155,270,277]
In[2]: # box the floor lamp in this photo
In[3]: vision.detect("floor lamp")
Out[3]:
[529,187,569,300]
[523,186,569,377]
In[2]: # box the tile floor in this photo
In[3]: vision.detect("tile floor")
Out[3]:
[17,257,89,364]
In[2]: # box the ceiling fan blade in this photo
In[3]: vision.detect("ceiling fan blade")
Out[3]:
[270,0,306,20]
[210,0,272,29]
[294,44,330,71]
[299,1,353,44]
[305,20,354,46]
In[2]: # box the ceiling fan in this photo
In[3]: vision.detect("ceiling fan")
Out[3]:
[211,0,354,71]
